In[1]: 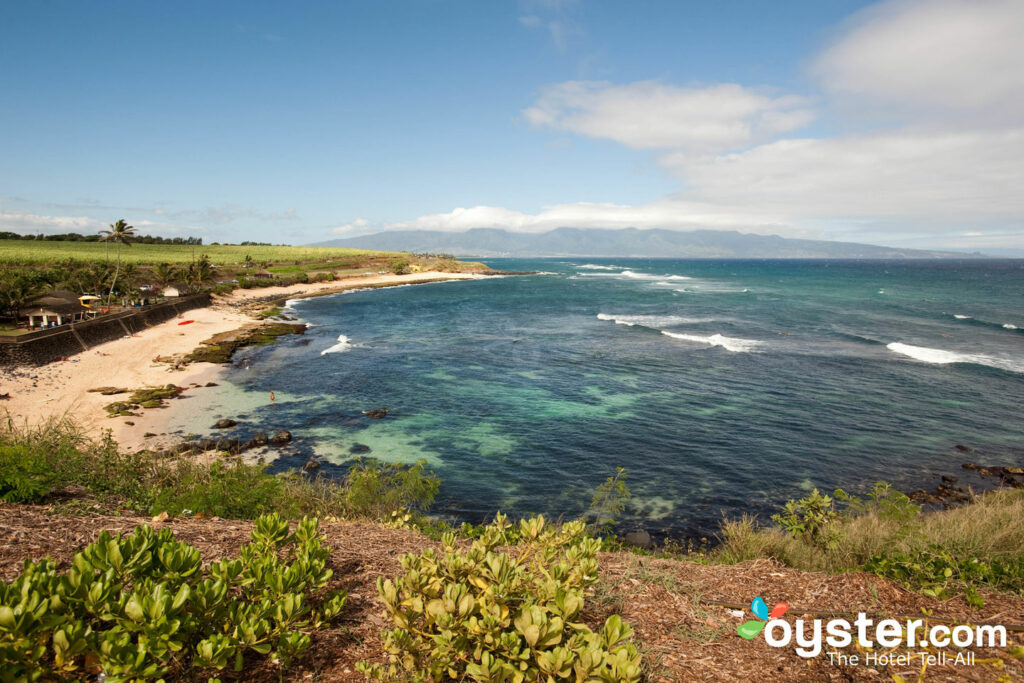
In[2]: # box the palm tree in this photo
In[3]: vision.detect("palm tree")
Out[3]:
[186,254,214,290]
[98,219,137,303]
[152,262,180,289]
[0,274,43,323]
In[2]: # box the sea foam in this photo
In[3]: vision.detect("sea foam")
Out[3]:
[661,331,760,353]
[886,342,1023,373]
[321,334,352,355]
[597,313,758,352]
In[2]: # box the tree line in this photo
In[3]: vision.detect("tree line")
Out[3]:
[0,231,203,245]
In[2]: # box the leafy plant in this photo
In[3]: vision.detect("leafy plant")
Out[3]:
[0,445,58,502]
[864,546,1024,607]
[835,482,921,524]
[586,467,631,534]
[0,513,345,680]
[358,514,642,682]
[341,458,440,520]
[771,488,841,548]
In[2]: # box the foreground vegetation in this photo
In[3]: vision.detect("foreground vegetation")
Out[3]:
[709,484,1024,606]
[0,514,345,680]
[2,419,1023,679]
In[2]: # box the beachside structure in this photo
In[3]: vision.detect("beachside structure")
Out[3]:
[252,269,275,280]
[26,292,87,328]
[161,285,183,297]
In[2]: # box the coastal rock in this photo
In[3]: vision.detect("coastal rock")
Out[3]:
[350,443,371,454]
[251,432,269,447]
[1006,467,1024,475]
[623,530,652,549]
[909,490,939,504]
[205,382,219,387]
[213,418,237,429]
[363,408,388,419]
[303,458,321,471]
[124,421,134,426]
[144,432,157,438]
[955,444,970,452]
[88,386,128,395]
[269,430,292,445]
[215,438,240,453]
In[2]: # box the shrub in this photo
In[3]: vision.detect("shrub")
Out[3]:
[771,488,841,548]
[389,258,409,275]
[340,458,440,520]
[586,466,631,534]
[0,444,58,502]
[148,459,295,519]
[0,513,345,680]
[358,514,642,682]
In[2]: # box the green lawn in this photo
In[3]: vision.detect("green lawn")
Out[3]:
[0,240,401,266]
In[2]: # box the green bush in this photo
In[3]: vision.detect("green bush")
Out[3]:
[389,258,409,275]
[339,458,440,520]
[771,488,841,548]
[0,513,345,681]
[0,445,58,502]
[358,514,642,682]
[148,460,295,519]
[865,547,1024,606]
[586,466,631,534]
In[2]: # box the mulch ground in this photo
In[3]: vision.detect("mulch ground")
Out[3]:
[2,504,1022,682]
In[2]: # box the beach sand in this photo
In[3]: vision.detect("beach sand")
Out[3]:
[0,271,483,451]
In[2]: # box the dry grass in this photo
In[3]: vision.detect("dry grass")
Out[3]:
[711,489,1024,577]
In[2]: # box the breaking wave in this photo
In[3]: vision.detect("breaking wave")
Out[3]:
[597,313,758,352]
[321,334,352,355]
[660,331,761,353]
[886,342,1023,373]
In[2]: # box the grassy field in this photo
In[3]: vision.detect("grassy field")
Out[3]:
[0,240,399,265]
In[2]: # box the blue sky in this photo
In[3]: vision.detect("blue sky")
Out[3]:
[2,0,1022,251]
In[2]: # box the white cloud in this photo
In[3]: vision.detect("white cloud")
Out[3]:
[0,205,197,236]
[813,0,1024,120]
[331,218,372,235]
[380,200,805,236]
[665,126,1024,221]
[524,81,815,153]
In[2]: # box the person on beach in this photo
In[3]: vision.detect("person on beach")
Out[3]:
[270,391,275,403]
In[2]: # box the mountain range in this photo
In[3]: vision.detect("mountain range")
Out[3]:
[315,227,982,259]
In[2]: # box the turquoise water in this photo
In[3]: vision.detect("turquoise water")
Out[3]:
[198,259,1024,538]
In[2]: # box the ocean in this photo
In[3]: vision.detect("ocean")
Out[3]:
[172,259,1024,539]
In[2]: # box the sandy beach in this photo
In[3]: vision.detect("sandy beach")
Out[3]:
[0,271,484,450]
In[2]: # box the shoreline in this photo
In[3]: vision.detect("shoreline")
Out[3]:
[0,271,488,451]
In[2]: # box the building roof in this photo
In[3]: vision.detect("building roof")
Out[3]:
[29,301,83,315]
[44,289,82,303]
[254,269,275,277]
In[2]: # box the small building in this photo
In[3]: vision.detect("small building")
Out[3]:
[162,285,183,297]
[27,296,87,328]
[252,269,275,280]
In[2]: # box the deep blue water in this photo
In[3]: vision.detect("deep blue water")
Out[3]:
[205,259,1024,538]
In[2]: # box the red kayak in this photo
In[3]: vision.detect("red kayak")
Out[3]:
[178,320,195,325]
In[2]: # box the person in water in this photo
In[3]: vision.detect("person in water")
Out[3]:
[270,391,275,403]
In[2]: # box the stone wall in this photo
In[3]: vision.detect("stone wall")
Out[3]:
[0,294,211,367]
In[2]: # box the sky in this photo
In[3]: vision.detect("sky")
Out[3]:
[1,0,1022,252]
